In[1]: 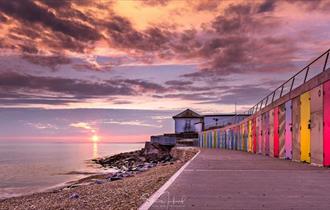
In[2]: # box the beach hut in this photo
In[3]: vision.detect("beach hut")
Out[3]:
[219,129,223,148]
[324,81,330,166]
[300,92,311,163]
[236,126,240,150]
[229,128,234,150]
[222,129,226,149]
[225,129,228,149]
[237,125,241,150]
[310,85,323,166]
[231,129,233,150]
[225,129,229,149]
[285,100,292,159]
[230,128,233,149]
[245,121,249,152]
[213,130,216,149]
[279,104,286,159]
[273,106,279,158]
[209,131,213,148]
[253,118,257,153]
[265,111,270,156]
[206,131,210,148]
[248,120,252,152]
[261,113,266,155]
[241,124,245,151]
[235,126,238,150]
[257,116,262,154]
[232,128,235,150]
[231,128,234,150]
[217,129,221,149]
[292,97,301,161]
[235,126,237,150]
[269,109,274,157]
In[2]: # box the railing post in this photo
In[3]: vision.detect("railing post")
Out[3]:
[265,95,269,107]
[290,77,295,92]
[323,51,329,72]
[304,66,310,83]
[280,85,284,97]
[271,91,276,103]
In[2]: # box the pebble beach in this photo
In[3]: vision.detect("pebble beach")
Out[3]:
[0,147,197,210]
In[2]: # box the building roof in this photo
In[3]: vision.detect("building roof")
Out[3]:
[203,114,250,117]
[173,109,203,119]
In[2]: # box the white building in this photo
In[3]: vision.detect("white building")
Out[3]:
[173,109,203,134]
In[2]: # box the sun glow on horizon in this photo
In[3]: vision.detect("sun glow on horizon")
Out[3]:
[91,135,100,142]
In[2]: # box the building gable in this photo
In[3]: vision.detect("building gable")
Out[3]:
[172,109,202,119]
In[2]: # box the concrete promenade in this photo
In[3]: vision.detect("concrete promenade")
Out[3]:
[150,149,330,210]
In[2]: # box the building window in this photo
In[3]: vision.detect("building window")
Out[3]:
[184,120,192,132]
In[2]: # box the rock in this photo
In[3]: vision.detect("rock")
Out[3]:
[110,176,123,181]
[107,172,125,181]
[105,173,114,179]
[143,142,173,162]
[138,167,148,172]
[69,193,79,199]
[93,144,179,183]
[121,171,133,177]
[95,180,104,184]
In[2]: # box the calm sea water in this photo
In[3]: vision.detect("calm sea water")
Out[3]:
[0,142,144,199]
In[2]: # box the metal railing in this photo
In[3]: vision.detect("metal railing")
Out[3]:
[203,48,330,130]
[246,48,330,115]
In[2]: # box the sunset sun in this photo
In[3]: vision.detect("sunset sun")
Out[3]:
[91,135,99,142]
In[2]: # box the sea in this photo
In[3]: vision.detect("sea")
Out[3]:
[0,142,144,199]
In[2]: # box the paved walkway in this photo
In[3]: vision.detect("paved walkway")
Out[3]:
[149,149,330,210]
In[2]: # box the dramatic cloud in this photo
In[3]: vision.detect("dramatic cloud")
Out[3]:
[165,80,193,86]
[22,54,71,70]
[70,122,96,133]
[140,0,171,7]
[26,122,58,130]
[258,0,276,13]
[0,72,167,105]
[194,85,271,106]
[103,119,162,128]
[0,0,102,55]
[0,0,329,109]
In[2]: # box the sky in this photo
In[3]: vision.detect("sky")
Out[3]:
[0,0,329,142]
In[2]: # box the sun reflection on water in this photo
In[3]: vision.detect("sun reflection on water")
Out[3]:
[93,142,98,159]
